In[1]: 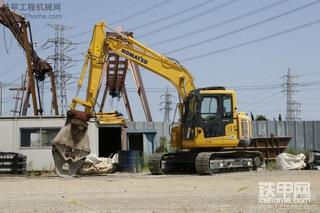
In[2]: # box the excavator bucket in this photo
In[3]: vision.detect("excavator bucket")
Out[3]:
[52,110,91,177]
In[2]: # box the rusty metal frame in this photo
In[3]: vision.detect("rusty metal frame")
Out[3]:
[0,5,59,115]
[98,31,152,122]
[128,61,152,122]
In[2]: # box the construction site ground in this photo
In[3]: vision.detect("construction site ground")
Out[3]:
[0,170,319,213]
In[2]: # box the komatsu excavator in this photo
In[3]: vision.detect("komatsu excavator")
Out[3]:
[52,22,264,176]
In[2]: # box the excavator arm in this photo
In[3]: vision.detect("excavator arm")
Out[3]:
[70,23,107,113]
[71,22,196,111]
[0,3,58,115]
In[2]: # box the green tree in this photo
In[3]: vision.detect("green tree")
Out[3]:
[155,136,169,153]
[255,115,268,121]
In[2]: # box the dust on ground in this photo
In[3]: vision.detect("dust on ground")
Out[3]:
[0,170,319,212]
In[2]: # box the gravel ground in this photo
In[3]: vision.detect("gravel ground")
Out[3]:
[0,170,319,213]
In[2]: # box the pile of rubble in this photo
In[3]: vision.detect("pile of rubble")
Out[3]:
[79,154,118,175]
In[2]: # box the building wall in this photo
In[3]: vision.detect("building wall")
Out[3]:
[0,118,170,171]
[0,117,65,170]
[126,121,170,154]
[252,121,320,152]
[0,117,102,170]
[4,118,316,171]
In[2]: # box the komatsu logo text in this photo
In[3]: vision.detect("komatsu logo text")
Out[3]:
[121,49,148,65]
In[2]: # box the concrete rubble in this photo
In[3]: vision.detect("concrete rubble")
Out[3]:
[79,154,118,175]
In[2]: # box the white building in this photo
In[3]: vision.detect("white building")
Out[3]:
[0,116,169,170]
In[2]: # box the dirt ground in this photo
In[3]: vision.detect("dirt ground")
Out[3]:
[0,170,319,213]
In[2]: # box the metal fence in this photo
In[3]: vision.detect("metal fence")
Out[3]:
[252,121,320,152]
[127,121,320,152]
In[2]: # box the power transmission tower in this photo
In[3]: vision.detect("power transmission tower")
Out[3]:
[160,88,174,122]
[44,24,76,115]
[281,68,301,121]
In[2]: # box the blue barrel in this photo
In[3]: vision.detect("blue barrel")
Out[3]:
[118,151,143,173]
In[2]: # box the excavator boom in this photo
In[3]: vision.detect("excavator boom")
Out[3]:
[105,24,196,100]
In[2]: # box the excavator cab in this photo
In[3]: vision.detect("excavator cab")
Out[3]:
[180,87,251,149]
[183,87,234,140]
[151,87,261,175]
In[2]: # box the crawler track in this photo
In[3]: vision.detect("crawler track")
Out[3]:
[149,150,264,175]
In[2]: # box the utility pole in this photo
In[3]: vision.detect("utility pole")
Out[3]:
[44,24,76,115]
[0,82,3,116]
[160,87,174,122]
[281,68,301,121]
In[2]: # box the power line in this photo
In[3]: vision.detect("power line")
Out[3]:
[0,60,24,77]
[136,0,239,39]
[299,86,320,91]
[66,0,105,20]
[181,18,320,62]
[165,0,320,55]
[0,82,4,116]
[235,74,283,102]
[64,83,320,92]
[111,0,174,25]
[150,0,292,46]
[3,26,13,54]
[0,46,45,77]
[72,0,144,28]
[229,81,320,91]
[240,90,281,108]
[67,0,174,39]
[127,0,216,31]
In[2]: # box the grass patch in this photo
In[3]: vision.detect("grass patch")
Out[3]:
[285,147,306,155]
[266,161,277,171]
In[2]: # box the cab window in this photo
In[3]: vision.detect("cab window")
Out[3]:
[200,97,218,121]
[223,95,232,117]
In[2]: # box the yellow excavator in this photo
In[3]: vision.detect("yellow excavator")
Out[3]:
[52,22,264,176]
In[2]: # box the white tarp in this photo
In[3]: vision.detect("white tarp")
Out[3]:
[276,153,306,170]
[79,154,118,175]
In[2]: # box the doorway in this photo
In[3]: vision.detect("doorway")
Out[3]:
[128,134,144,152]
[99,127,122,157]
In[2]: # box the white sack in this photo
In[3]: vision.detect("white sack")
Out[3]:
[276,153,306,170]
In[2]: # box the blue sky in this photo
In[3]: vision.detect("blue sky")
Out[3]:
[1,0,320,121]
